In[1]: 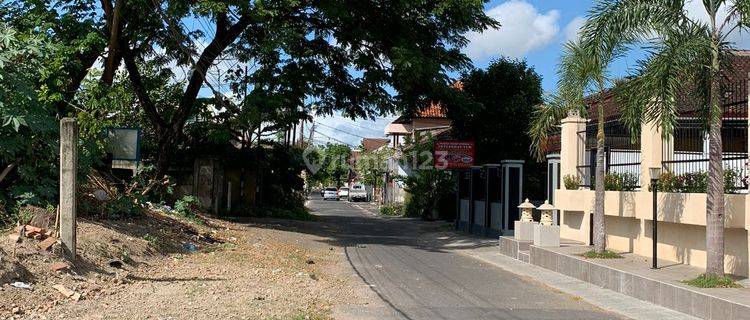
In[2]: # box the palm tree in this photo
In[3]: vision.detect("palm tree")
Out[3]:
[529,95,579,161]
[581,0,750,277]
[560,41,620,254]
[528,41,619,254]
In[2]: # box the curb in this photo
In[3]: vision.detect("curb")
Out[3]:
[462,248,699,320]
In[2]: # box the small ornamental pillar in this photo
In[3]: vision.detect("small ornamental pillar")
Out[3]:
[538,200,555,226]
[514,198,537,241]
[519,198,535,222]
[533,199,561,247]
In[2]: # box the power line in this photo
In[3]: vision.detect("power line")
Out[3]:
[314,129,357,147]
[316,122,367,139]
[145,0,226,97]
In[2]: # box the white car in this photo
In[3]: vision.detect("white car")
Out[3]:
[348,185,367,202]
[323,187,339,201]
[338,187,349,199]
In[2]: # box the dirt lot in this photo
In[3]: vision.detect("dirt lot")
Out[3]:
[0,211,378,320]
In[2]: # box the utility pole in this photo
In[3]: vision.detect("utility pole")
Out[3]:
[292,123,297,145]
[299,120,304,145]
[308,121,315,144]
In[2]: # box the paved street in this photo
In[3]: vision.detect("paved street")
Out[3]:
[307,195,627,320]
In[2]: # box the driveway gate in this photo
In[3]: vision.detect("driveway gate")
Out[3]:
[455,160,523,236]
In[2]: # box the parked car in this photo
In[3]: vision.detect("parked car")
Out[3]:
[323,187,339,201]
[348,185,367,202]
[337,187,349,200]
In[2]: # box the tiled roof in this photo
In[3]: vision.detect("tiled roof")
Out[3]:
[417,102,448,118]
[586,53,750,121]
[414,81,463,118]
[361,138,389,151]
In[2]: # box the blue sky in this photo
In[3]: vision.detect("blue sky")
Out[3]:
[313,0,604,146]
[205,0,744,147]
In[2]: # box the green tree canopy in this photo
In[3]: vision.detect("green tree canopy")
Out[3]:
[445,58,544,197]
[0,23,59,216]
[449,58,543,162]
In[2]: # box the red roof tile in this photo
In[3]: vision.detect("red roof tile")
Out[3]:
[361,138,389,151]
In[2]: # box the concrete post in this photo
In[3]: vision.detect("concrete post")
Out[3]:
[59,118,78,260]
[745,74,750,273]
[640,121,667,187]
[559,110,587,180]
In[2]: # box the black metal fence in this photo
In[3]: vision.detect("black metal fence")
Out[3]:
[577,119,642,188]
[662,81,748,191]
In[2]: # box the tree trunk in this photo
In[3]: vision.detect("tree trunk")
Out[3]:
[705,37,725,277]
[706,119,724,277]
[154,131,176,179]
[102,0,125,85]
[593,97,606,253]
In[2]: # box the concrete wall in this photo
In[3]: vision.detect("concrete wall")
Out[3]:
[555,109,750,277]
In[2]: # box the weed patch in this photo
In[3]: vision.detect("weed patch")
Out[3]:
[581,250,623,259]
[683,274,741,288]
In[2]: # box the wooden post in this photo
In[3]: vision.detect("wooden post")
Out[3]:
[59,118,78,260]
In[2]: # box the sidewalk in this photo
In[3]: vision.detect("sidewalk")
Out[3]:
[551,245,750,298]
[463,246,699,320]
[491,235,750,320]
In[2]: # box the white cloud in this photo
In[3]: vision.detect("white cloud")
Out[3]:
[684,0,750,49]
[464,0,560,61]
[563,16,586,43]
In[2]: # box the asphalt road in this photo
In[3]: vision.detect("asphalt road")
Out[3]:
[308,195,626,320]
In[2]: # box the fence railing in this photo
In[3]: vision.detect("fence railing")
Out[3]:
[661,81,748,192]
[576,119,642,188]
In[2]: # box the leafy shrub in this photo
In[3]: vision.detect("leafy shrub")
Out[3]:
[604,173,638,191]
[582,250,623,259]
[654,171,680,192]
[174,195,202,220]
[724,168,741,194]
[399,166,454,219]
[681,172,708,193]
[563,175,581,190]
[79,192,144,219]
[106,195,143,218]
[380,203,404,216]
[653,170,740,194]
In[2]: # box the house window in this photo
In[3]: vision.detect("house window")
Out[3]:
[722,120,747,153]
[672,119,703,153]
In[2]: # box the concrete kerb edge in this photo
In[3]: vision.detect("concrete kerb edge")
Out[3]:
[463,249,697,320]
[530,244,750,312]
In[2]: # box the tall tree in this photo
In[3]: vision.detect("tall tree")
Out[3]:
[447,58,544,197]
[582,0,750,277]
[309,143,352,187]
[557,41,619,254]
[2,0,107,116]
[101,0,499,178]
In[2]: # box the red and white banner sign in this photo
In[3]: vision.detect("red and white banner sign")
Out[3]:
[434,140,475,170]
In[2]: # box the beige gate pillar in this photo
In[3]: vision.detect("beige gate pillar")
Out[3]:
[560,110,587,181]
[745,75,750,276]
[640,121,668,187]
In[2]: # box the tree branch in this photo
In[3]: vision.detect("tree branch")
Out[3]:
[171,14,253,132]
[102,0,126,85]
[0,164,15,185]
[55,46,102,116]
[122,45,166,129]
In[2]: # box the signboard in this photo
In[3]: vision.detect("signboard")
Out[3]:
[434,140,475,169]
[107,127,141,161]
[107,127,141,174]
